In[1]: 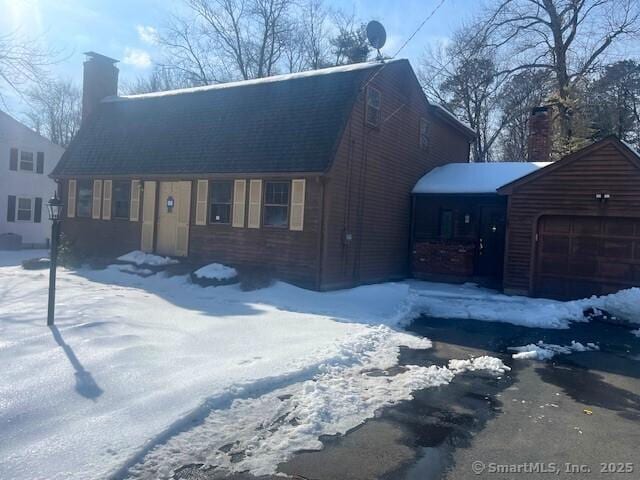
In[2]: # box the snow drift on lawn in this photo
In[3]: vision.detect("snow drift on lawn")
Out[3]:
[117,250,179,267]
[0,252,448,480]
[193,262,238,281]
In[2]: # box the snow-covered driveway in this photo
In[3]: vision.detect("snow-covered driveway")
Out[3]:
[1,251,637,480]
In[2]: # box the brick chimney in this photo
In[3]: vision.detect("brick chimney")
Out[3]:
[82,52,119,124]
[527,106,551,162]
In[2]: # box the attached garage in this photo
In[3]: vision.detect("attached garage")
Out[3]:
[499,137,640,300]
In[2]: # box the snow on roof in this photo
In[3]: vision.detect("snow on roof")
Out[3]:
[412,161,552,194]
[107,60,402,102]
[620,139,640,159]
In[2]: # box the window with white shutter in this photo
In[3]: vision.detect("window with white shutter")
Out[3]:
[195,180,209,226]
[232,180,246,228]
[289,179,306,231]
[247,179,262,229]
[92,180,103,219]
[102,180,112,220]
[67,180,77,218]
[130,180,141,221]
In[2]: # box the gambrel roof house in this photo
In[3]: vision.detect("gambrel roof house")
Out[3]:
[53,52,474,290]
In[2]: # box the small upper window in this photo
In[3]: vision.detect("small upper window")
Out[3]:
[263,181,290,228]
[366,87,381,127]
[17,197,32,221]
[439,210,454,239]
[112,181,131,219]
[420,118,429,150]
[210,181,233,224]
[76,179,93,218]
[20,151,34,171]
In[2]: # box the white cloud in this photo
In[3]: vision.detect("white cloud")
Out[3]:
[136,25,158,44]
[123,47,152,68]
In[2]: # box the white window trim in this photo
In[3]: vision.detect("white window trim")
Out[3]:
[18,150,35,172]
[16,196,33,222]
[366,87,381,127]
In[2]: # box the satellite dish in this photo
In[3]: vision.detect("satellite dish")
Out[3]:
[366,21,387,52]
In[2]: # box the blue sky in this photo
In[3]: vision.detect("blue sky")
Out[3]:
[1,0,478,98]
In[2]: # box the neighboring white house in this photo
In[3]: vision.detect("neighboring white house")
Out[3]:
[0,110,65,247]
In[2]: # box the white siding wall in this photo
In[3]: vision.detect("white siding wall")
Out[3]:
[0,111,65,246]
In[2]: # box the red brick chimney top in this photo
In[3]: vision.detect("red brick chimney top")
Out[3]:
[527,106,551,162]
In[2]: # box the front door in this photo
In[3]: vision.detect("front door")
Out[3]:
[156,181,192,257]
[476,207,506,280]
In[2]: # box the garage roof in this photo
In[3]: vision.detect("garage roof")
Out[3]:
[412,162,552,195]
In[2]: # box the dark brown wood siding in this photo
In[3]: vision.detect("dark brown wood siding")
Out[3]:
[189,176,323,289]
[319,64,472,289]
[59,179,142,257]
[503,142,640,297]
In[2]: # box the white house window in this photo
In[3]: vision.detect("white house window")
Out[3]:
[420,118,429,150]
[366,87,381,127]
[112,181,131,219]
[263,181,290,228]
[17,197,32,221]
[210,181,233,224]
[76,179,93,217]
[20,151,34,171]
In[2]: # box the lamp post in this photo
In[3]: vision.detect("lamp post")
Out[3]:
[47,192,63,326]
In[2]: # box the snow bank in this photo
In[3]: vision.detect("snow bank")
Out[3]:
[632,329,640,337]
[509,341,599,360]
[193,263,238,281]
[448,356,511,374]
[408,281,586,329]
[117,250,179,267]
[582,287,640,324]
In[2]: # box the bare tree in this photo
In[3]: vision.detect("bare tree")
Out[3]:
[122,65,196,95]
[480,0,640,152]
[330,12,371,65]
[0,30,60,105]
[24,79,81,148]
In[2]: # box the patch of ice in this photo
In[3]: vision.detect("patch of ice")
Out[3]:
[510,341,599,360]
[117,250,179,267]
[193,263,238,281]
[448,356,511,374]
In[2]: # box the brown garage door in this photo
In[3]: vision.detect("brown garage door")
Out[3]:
[535,215,640,299]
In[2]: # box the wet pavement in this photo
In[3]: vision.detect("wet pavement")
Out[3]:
[176,317,640,480]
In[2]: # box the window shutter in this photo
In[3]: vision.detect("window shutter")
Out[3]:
[9,148,18,171]
[247,179,262,229]
[7,195,16,222]
[141,181,156,252]
[92,180,103,219]
[34,197,42,223]
[232,179,246,228]
[195,180,208,226]
[36,152,44,174]
[130,180,141,221]
[290,179,306,231]
[67,180,76,218]
[175,181,192,256]
[102,180,112,220]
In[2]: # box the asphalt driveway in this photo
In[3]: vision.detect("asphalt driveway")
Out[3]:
[176,317,640,480]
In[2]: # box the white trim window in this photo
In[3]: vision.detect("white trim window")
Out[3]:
[19,151,34,171]
[16,197,33,221]
[420,117,429,150]
[366,87,381,127]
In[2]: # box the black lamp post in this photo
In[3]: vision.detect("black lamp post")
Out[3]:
[47,192,64,326]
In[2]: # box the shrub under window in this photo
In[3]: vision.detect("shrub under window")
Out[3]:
[263,181,290,227]
[112,181,131,219]
[76,179,93,218]
[210,181,233,224]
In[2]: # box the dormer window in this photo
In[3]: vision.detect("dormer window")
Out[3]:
[420,118,429,150]
[366,87,381,127]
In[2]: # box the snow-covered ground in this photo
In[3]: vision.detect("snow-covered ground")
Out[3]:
[1,250,638,479]
[509,341,600,360]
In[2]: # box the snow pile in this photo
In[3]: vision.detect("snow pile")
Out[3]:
[408,281,586,329]
[583,287,640,324]
[631,329,640,337]
[118,264,154,276]
[448,356,511,374]
[117,250,179,267]
[509,341,599,360]
[193,263,238,281]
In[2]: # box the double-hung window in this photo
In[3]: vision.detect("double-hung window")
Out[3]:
[210,181,233,224]
[76,179,93,218]
[420,118,429,150]
[366,87,381,127]
[20,151,34,171]
[112,181,131,219]
[17,198,32,221]
[263,181,290,228]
